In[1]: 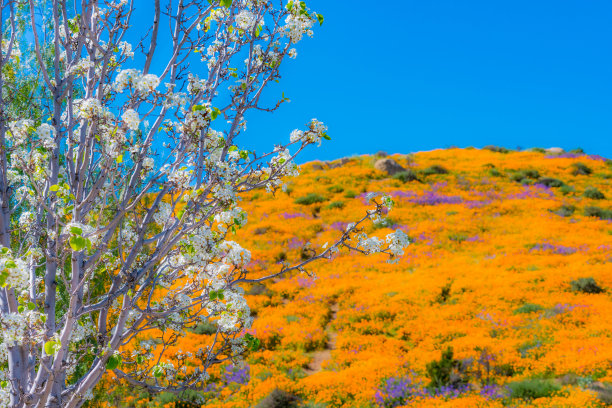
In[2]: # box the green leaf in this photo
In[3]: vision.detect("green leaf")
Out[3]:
[0,271,7,288]
[106,355,121,370]
[218,291,225,301]
[239,150,249,160]
[317,13,324,25]
[44,340,60,355]
[220,0,232,8]
[210,291,218,301]
[17,305,24,313]
[322,133,331,141]
[116,154,123,164]
[136,355,144,364]
[211,107,221,120]
[287,1,293,11]
[255,24,262,37]
[69,236,87,251]
[50,184,60,192]
[27,302,36,310]
[5,260,16,268]
[69,226,83,236]
[228,146,238,152]
[192,104,207,112]
[152,365,164,378]
[1,380,7,389]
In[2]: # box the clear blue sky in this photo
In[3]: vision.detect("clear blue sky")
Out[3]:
[137,0,612,162]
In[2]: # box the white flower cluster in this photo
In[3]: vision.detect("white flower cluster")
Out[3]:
[77,98,103,120]
[114,69,159,95]
[0,253,29,291]
[186,74,208,95]
[214,207,247,232]
[117,40,134,58]
[153,203,172,227]
[219,240,251,267]
[185,226,215,265]
[167,169,192,189]
[67,57,94,77]
[212,183,235,203]
[235,10,259,31]
[283,6,314,43]
[182,106,212,135]
[36,124,57,149]
[357,235,383,254]
[289,118,327,146]
[121,109,140,131]
[386,229,410,255]
[7,119,34,146]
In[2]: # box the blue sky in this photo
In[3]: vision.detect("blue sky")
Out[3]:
[137,0,612,162]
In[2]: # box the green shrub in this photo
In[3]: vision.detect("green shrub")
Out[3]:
[571,162,592,176]
[488,168,502,177]
[551,205,575,217]
[559,185,575,195]
[507,379,561,400]
[344,190,357,198]
[483,145,509,153]
[570,277,605,294]
[275,251,287,263]
[537,177,565,188]
[425,347,468,390]
[530,147,546,153]
[255,389,300,408]
[583,187,605,200]
[584,206,612,220]
[327,185,344,194]
[434,281,453,304]
[510,169,540,183]
[513,303,544,315]
[294,193,327,205]
[190,320,217,335]
[393,170,419,183]
[247,283,271,296]
[326,201,345,210]
[423,165,449,176]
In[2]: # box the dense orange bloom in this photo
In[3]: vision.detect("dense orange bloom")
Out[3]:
[98,148,612,407]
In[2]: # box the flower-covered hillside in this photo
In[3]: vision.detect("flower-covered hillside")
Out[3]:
[106,147,612,408]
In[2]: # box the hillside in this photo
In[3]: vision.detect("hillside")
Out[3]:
[102,148,612,408]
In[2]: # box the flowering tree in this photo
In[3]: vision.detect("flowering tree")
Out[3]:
[0,0,409,407]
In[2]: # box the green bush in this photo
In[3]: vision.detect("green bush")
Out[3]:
[190,320,217,335]
[344,190,357,198]
[425,347,468,390]
[488,168,502,177]
[513,303,544,315]
[294,193,327,205]
[551,205,575,217]
[393,170,419,183]
[326,201,345,210]
[483,145,509,153]
[327,185,344,194]
[559,185,575,195]
[583,187,605,200]
[570,277,605,294]
[255,389,300,408]
[510,169,540,183]
[537,177,565,188]
[247,283,271,296]
[571,162,592,176]
[507,379,561,400]
[584,206,612,220]
[422,165,449,176]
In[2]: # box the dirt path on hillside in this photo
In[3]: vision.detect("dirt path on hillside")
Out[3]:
[305,303,339,375]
